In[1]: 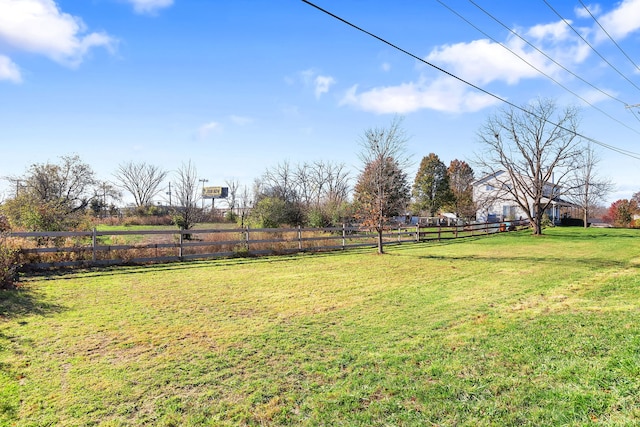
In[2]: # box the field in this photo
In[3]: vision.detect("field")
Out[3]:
[1,227,639,426]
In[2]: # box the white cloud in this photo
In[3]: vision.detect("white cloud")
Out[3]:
[527,20,573,42]
[125,0,173,15]
[343,2,640,115]
[339,78,500,114]
[314,75,335,98]
[381,62,391,72]
[595,0,640,40]
[0,0,116,67]
[197,121,221,139]
[0,55,21,83]
[578,87,619,105]
[575,3,601,19]
[427,38,547,86]
[295,69,336,99]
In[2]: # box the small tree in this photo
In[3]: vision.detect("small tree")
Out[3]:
[604,199,637,227]
[354,117,411,254]
[565,143,614,227]
[224,178,240,222]
[171,161,203,232]
[446,159,475,220]
[113,161,168,208]
[4,154,99,230]
[0,214,19,289]
[248,197,288,228]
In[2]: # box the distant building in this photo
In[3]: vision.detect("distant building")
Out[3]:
[473,170,578,224]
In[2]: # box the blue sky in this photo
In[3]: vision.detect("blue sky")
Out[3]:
[1,0,640,205]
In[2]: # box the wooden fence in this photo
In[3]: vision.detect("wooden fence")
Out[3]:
[8,220,529,270]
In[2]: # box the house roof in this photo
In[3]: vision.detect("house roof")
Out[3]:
[472,170,505,186]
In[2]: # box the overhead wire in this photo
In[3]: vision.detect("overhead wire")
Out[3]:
[300,0,640,161]
[466,0,626,107]
[542,0,640,95]
[436,0,640,135]
[576,0,640,123]
[577,0,640,74]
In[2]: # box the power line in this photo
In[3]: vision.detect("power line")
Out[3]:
[578,0,640,74]
[300,0,640,161]
[466,0,626,107]
[542,0,640,95]
[436,0,640,135]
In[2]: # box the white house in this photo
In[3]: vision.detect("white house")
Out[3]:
[473,170,576,224]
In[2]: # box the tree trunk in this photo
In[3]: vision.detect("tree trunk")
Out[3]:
[377,228,384,254]
[583,207,588,228]
[533,205,543,235]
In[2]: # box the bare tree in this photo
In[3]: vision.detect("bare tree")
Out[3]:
[239,184,253,227]
[565,143,614,227]
[172,161,203,231]
[261,161,298,203]
[27,154,97,214]
[2,155,98,230]
[323,162,351,206]
[90,181,122,217]
[354,117,411,254]
[224,178,241,215]
[475,98,582,235]
[113,161,168,207]
[305,160,350,208]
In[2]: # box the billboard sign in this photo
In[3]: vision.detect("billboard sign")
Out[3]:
[202,186,228,199]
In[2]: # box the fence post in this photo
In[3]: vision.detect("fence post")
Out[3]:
[485,221,489,235]
[92,227,97,263]
[179,231,183,260]
[438,224,441,242]
[342,223,346,250]
[298,225,302,251]
[455,224,459,238]
[416,224,420,242]
[245,227,250,253]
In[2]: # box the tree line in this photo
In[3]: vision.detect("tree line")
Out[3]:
[0,98,623,241]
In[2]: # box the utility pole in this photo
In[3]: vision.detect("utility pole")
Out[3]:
[166,182,172,206]
[199,178,208,209]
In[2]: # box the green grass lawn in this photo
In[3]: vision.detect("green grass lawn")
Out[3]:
[1,227,640,426]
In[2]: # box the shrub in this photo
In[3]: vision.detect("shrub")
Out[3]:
[0,214,20,289]
[308,207,330,228]
[225,211,238,223]
[249,197,288,228]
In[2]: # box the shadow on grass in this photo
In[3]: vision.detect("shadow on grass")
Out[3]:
[0,286,64,320]
[18,246,380,281]
[17,227,639,281]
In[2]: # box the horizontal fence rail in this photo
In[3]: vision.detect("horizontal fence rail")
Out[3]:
[8,220,529,270]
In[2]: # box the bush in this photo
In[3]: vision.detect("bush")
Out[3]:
[249,197,288,228]
[541,213,553,228]
[308,208,330,228]
[0,214,20,289]
[225,211,238,223]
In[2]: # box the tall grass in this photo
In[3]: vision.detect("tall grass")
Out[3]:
[1,227,639,426]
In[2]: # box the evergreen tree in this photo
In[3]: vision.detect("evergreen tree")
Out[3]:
[412,153,453,217]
